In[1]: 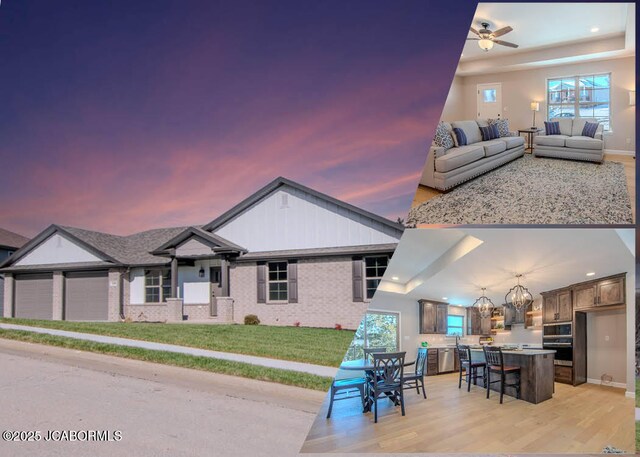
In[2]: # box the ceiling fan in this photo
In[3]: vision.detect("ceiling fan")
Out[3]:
[468,22,519,52]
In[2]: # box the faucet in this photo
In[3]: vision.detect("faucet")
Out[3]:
[455,335,460,346]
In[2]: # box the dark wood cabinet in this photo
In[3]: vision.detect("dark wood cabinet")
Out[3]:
[542,289,572,323]
[454,348,460,372]
[503,303,525,328]
[596,276,624,307]
[573,283,596,310]
[467,307,491,335]
[419,300,448,334]
[426,348,438,376]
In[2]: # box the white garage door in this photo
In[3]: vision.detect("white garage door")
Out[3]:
[65,271,109,321]
[14,273,53,319]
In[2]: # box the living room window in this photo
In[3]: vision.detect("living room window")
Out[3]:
[547,73,611,131]
[268,261,288,301]
[365,256,389,299]
[145,270,171,303]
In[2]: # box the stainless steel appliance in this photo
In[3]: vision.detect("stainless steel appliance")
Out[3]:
[438,347,455,373]
[543,322,572,338]
[543,337,573,366]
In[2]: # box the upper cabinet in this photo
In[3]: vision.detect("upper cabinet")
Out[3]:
[467,306,491,335]
[419,300,448,334]
[542,273,626,322]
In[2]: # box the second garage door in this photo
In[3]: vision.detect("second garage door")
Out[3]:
[65,271,109,321]
[14,273,53,319]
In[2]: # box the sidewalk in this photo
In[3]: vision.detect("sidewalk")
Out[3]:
[0,323,338,378]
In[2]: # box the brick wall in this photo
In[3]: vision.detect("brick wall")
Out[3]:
[230,256,369,329]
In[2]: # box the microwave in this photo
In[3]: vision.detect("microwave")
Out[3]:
[543,322,572,338]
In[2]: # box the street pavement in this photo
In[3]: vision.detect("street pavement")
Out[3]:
[0,339,325,457]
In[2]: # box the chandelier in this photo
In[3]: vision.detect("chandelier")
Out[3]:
[473,287,495,319]
[505,274,533,311]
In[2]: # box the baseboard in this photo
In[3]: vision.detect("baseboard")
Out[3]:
[604,149,635,156]
[586,377,626,389]
[625,391,635,398]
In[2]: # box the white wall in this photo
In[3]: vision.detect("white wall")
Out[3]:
[214,186,401,252]
[587,308,627,385]
[444,56,635,152]
[16,233,101,266]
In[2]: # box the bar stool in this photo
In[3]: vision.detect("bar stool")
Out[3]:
[457,344,486,391]
[483,346,521,404]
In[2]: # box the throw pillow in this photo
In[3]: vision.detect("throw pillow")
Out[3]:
[433,122,454,149]
[452,127,467,147]
[582,121,599,138]
[544,121,561,135]
[479,124,499,141]
[489,118,510,137]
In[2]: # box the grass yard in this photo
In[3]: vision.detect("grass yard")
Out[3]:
[0,318,354,367]
[0,329,332,391]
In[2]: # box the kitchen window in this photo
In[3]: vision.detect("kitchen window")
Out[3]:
[364,256,389,299]
[447,314,464,336]
[547,73,611,130]
[344,311,399,361]
[268,261,288,301]
[145,270,171,303]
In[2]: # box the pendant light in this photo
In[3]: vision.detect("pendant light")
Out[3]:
[473,287,495,319]
[505,274,533,311]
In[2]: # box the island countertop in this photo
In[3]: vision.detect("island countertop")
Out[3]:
[470,348,556,356]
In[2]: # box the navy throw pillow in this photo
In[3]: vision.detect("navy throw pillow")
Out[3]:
[544,121,561,135]
[452,127,467,146]
[582,121,599,138]
[480,124,500,141]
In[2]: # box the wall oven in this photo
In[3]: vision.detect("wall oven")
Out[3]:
[543,337,573,366]
[543,322,572,338]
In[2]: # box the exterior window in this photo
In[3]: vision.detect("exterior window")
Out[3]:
[145,270,171,303]
[447,314,464,336]
[268,261,288,301]
[344,311,399,361]
[547,73,611,130]
[365,256,388,299]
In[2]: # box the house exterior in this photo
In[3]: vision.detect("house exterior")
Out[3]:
[0,178,403,329]
[0,228,30,317]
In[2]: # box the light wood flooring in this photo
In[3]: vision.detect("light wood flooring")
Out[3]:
[301,373,634,454]
[412,153,636,223]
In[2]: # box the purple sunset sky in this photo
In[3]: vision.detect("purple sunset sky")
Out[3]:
[0,1,474,237]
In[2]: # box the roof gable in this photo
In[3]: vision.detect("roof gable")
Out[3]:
[0,227,30,250]
[207,178,404,252]
[13,230,108,267]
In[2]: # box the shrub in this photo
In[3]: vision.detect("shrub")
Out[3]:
[293,321,301,327]
[244,314,260,325]
[334,324,343,331]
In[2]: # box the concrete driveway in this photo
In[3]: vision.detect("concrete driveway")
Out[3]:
[0,339,325,457]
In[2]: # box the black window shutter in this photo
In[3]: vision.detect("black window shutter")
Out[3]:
[257,262,266,303]
[352,257,364,302]
[288,261,298,303]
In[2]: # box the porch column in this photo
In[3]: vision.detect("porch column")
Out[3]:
[170,256,178,299]
[220,257,229,296]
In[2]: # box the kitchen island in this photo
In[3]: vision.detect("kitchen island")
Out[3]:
[470,348,555,404]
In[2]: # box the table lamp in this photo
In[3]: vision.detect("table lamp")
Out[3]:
[530,102,540,129]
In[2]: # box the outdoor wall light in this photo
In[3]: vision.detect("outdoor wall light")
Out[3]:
[199,267,205,278]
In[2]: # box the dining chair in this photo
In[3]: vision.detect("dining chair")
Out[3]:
[363,347,387,362]
[457,344,486,392]
[483,346,521,404]
[370,351,406,423]
[326,377,366,419]
[403,347,428,399]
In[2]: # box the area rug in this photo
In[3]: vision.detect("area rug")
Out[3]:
[407,154,633,225]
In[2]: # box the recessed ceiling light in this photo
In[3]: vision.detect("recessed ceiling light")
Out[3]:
[442,297,448,300]
[590,27,599,33]
[391,276,399,281]
[586,272,596,276]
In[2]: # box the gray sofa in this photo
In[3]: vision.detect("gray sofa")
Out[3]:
[420,119,525,191]
[533,117,604,163]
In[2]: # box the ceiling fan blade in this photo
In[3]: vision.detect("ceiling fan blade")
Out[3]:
[469,27,480,36]
[466,37,480,40]
[491,26,513,37]
[493,39,519,48]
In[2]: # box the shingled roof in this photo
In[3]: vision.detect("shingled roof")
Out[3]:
[0,228,30,250]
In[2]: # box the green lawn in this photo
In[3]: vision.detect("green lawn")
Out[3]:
[0,329,332,391]
[0,318,354,367]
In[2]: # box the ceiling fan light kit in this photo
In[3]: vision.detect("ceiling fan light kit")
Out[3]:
[468,21,519,53]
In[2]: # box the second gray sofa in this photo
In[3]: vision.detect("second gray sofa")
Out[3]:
[533,117,604,163]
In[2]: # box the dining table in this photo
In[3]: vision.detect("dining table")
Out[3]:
[339,358,414,412]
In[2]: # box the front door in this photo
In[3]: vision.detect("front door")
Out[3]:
[477,83,502,119]
[210,267,223,316]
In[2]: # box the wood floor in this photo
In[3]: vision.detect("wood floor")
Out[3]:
[412,153,636,223]
[301,373,634,454]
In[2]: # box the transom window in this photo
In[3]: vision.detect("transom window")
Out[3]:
[547,73,611,130]
[365,256,388,299]
[268,261,288,301]
[447,314,464,336]
[145,270,171,303]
